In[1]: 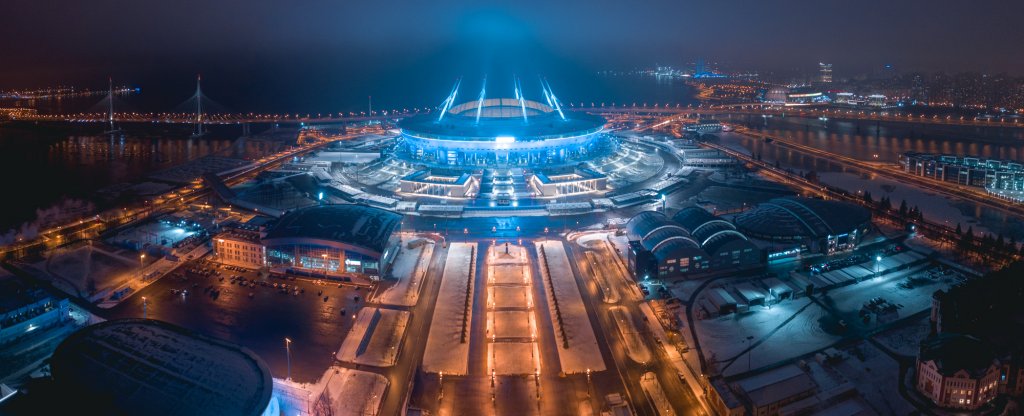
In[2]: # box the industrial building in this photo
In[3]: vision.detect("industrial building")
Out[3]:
[263,204,402,278]
[625,207,762,280]
[734,197,871,255]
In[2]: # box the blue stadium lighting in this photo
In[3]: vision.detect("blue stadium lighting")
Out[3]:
[475,76,487,125]
[437,78,462,122]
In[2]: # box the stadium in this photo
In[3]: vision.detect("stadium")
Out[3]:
[397,78,611,168]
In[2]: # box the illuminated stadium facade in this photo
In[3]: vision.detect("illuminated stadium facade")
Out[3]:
[397,77,611,168]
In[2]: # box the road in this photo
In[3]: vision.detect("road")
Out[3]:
[567,235,704,416]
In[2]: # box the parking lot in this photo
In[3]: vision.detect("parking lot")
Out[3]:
[102,256,366,382]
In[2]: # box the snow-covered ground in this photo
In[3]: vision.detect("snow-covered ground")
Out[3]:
[492,311,533,338]
[336,307,409,367]
[422,243,476,375]
[272,366,389,416]
[490,343,540,375]
[609,306,652,364]
[817,171,993,236]
[485,244,540,376]
[375,239,434,307]
[695,297,841,377]
[819,342,915,415]
[640,372,677,416]
[873,315,932,357]
[819,264,959,330]
[536,240,606,373]
[491,285,531,309]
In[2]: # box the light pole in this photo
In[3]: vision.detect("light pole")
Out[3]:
[285,337,292,381]
[875,255,882,277]
[139,253,146,281]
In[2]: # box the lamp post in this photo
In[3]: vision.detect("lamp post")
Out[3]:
[139,253,146,281]
[875,255,882,277]
[285,337,292,381]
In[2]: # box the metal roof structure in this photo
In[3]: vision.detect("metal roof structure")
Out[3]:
[263,204,401,254]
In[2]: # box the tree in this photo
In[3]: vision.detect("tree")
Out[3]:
[899,200,908,217]
[863,191,874,204]
[955,223,963,236]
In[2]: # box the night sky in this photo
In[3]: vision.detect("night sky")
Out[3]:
[2,0,1023,88]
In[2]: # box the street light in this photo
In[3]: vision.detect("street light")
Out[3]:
[284,337,292,381]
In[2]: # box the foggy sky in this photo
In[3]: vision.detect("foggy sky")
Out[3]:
[2,0,1023,86]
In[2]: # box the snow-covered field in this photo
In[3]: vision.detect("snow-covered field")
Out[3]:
[376,239,434,307]
[490,343,540,375]
[609,306,652,364]
[336,307,409,367]
[817,171,992,236]
[272,367,388,416]
[695,298,840,376]
[422,243,476,375]
[536,240,606,373]
[872,315,932,357]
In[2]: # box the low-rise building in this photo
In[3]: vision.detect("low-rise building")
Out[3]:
[0,276,70,347]
[529,167,607,197]
[213,226,266,269]
[399,170,479,198]
[915,334,1002,410]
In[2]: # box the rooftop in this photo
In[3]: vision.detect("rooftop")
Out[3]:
[50,319,272,416]
[399,100,605,142]
[263,204,402,254]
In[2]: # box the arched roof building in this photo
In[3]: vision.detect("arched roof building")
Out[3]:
[625,206,762,279]
[734,197,871,253]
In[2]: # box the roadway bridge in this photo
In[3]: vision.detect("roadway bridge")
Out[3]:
[13,103,1024,129]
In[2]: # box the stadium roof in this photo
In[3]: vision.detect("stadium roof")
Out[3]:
[399,100,605,142]
[734,197,870,239]
[50,319,272,416]
[264,204,401,254]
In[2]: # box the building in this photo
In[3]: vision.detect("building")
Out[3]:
[734,365,818,416]
[47,319,273,416]
[899,152,1024,195]
[263,204,402,278]
[397,78,610,168]
[399,170,480,198]
[0,276,70,346]
[819,63,833,84]
[915,334,1002,410]
[625,207,762,280]
[680,148,735,167]
[529,167,607,196]
[734,197,871,255]
[920,263,1024,411]
[867,94,887,107]
[683,119,723,133]
[213,225,266,269]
